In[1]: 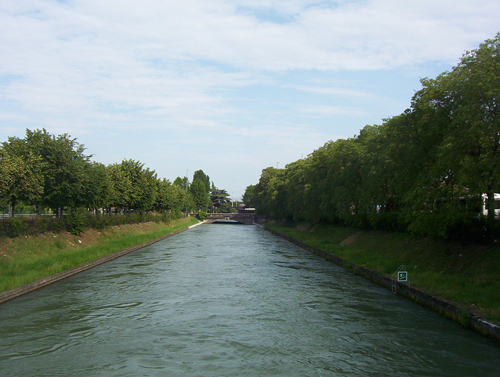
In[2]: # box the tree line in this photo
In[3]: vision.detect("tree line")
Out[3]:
[0,128,232,222]
[244,33,500,242]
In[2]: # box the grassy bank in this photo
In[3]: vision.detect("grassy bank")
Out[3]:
[0,217,199,293]
[266,222,500,323]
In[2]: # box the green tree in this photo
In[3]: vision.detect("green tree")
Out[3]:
[252,167,288,219]
[210,188,231,213]
[396,34,500,235]
[283,159,311,222]
[23,129,91,215]
[154,182,188,216]
[322,138,364,223]
[441,33,500,223]
[174,176,189,188]
[173,176,194,214]
[247,33,500,240]
[108,163,133,212]
[0,139,44,216]
[154,178,172,213]
[265,168,288,220]
[242,184,257,208]
[114,159,158,212]
[192,170,210,193]
[300,144,337,223]
[82,162,113,212]
[190,178,209,211]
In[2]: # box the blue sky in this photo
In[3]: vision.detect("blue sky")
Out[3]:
[1,0,499,200]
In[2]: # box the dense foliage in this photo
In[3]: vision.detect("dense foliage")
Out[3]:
[210,187,232,213]
[245,33,500,242]
[0,129,231,235]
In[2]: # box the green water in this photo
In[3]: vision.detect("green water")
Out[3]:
[1,225,499,376]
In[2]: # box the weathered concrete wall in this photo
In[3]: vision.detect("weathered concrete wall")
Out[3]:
[264,225,500,343]
[0,222,202,305]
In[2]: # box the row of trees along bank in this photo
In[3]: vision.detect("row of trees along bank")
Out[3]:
[244,33,500,242]
[0,129,232,236]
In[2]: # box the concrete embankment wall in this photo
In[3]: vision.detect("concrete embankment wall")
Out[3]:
[0,221,203,305]
[263,225,500,343]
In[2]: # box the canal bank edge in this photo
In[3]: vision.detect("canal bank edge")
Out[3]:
[0,221,204,305]
[262,224,500,343]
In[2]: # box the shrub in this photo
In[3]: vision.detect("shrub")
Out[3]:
[7,217,29,237]
[0,210,178,239]
[197,211,208,221]
[369,212,408,232]
[343,213,371,230]
[171,209,183,219]
[66,208,88,235]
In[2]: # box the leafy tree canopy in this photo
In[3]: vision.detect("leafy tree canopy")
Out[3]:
[210,188,231,213]
[192,169,210,193]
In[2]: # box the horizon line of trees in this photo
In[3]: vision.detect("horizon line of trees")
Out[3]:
[0,128,233,221]
[244,33,500,242]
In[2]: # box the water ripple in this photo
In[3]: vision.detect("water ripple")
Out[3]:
[1,225,500,376]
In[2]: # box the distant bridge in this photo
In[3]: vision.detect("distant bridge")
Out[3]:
[204,213,255,225]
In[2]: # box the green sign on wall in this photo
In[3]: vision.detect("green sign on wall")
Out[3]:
[397,271,408,282]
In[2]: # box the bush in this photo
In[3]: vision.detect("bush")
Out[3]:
[405,209,493,242]
[7,217,29,237]
[447,216,500,244]
[0,210,178,239]
[369,212,408,232]
[88,213,113,230]
[29,216,63,235]
[197,211,208,221]
[66,208,88,235]
[343,213,371,230]
[171,209,183,219]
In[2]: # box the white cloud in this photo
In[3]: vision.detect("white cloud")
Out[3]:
[3,0,497,77]
[290,84,372,98]
[299,104,366,116]
[1,0,499,197]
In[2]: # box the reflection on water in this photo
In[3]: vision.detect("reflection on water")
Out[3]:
[1,225,499,376]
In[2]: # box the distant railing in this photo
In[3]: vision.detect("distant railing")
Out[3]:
[0,213,42,219]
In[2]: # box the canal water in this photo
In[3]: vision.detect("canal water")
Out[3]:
[1,225,499,376]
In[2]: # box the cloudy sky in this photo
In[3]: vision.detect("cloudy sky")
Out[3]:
[1,1,499,200]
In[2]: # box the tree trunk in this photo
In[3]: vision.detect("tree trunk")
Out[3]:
[10,196,16,218]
